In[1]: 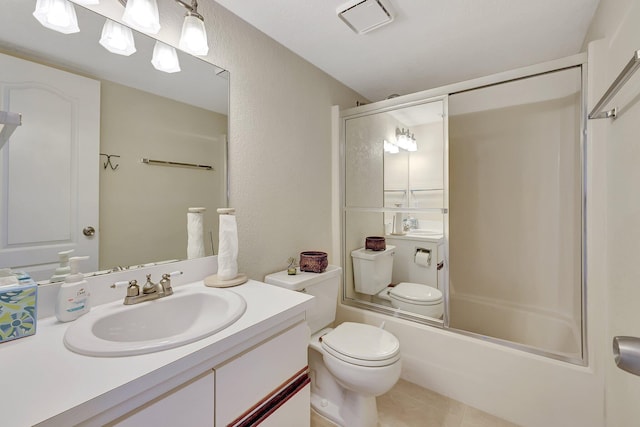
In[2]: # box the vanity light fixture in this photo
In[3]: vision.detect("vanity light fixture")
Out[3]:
[99,19,136,56]
[151,41,181,73]
[33,0,80,34]
[121,0,161,34]
[176,0,209,56]
[395,127,417,152]
[0,111,22,150]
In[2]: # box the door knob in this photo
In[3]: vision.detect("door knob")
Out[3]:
[83,226,96,237]
[613,336,640,376]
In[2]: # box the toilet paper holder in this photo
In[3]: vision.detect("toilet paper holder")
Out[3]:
[415,248,432,267]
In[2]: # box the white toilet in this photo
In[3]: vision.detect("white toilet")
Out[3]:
[265,265,401,427]
[351,245,444,319]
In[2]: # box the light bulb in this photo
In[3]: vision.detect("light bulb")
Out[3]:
[179,15,209,56]
[33,0,80,34]
[99,19,136,56]
[151,41,181,73]
[122,0,161,34]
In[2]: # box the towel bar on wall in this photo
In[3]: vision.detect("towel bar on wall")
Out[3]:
[141,158,213,171]
[589,49,640,120]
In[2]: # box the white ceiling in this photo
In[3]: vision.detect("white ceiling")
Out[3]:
[216,0,601,102]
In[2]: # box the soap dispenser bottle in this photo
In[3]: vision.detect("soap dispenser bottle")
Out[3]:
[49,249,74,283]
[55,256,91,322]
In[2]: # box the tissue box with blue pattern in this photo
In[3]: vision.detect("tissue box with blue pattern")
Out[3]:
[0,273,37,343]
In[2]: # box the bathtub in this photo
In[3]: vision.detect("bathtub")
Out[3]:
[449,292,582,359]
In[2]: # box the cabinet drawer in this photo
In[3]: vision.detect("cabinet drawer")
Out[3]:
[215,321,309,426]
[109,370,215,427]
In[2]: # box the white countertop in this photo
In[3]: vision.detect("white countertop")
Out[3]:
[0,279,314,427]
[386,232,444,244]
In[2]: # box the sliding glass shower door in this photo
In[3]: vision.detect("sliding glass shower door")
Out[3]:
[447,66,584,362]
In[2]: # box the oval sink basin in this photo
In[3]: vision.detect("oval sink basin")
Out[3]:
[64,287,246,357]
[407,229,443,238]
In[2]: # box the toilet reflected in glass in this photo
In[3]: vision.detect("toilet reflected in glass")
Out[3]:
[351,245,444,319]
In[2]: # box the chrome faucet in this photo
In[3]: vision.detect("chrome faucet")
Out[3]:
[111,271,182,305]
[403,216,418,231]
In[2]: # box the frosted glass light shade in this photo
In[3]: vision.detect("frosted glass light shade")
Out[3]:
[100,19,136,56]
[179,15,209,56]
[122,0,161,34]
[383,139,399,154]
[73,0,100,4]
[33,0,80,34]
[151,41,181,73]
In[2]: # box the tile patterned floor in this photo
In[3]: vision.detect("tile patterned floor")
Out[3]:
[310,379,520,427]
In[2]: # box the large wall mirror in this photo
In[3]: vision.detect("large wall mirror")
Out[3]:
[341,63,586,364]
[0,0,229,281]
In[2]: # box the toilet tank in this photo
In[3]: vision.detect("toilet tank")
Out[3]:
[351,245,395,295]
[264,265,342,334]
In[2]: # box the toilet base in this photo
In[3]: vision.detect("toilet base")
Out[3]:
[310,390,378,427]
[309,334,382,427]
[311,391,343,426]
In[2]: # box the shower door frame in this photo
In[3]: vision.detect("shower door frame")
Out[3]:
[339,53,588,366]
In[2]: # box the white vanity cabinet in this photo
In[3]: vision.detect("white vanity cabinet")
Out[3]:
[216,321,310,427]
[4,280,314,427]
[106,321,310,427]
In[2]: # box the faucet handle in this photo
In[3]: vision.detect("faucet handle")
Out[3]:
[159,271,182,295]
[111,279,140,297]
[111,280,129,289]
[164,270,183,278]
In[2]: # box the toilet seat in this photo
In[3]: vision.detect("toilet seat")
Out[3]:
[321,322,400,367]
[388,282,442,306]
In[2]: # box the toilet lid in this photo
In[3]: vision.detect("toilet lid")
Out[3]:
[388,282,443,305]
[321,322,400,366]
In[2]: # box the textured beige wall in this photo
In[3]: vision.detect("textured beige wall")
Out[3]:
[99,81,227,269]
[212,6,363,279]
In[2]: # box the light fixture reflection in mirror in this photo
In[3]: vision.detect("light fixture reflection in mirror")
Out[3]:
[99,19,136,56]
[152,40,181,73]
[395,127,417,152]
[33,0,80,34]
[383,139,399,154]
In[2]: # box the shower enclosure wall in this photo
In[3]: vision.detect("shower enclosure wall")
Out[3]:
[340,56,586,364]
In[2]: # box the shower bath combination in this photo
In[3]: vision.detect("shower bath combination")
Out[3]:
[340,57,586,365]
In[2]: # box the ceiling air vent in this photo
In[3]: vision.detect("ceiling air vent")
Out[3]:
[337,0,394,35]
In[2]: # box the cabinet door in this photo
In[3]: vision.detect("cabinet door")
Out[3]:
[109,370,215,427]
[259,383,310,427]
[215,322,309,426]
